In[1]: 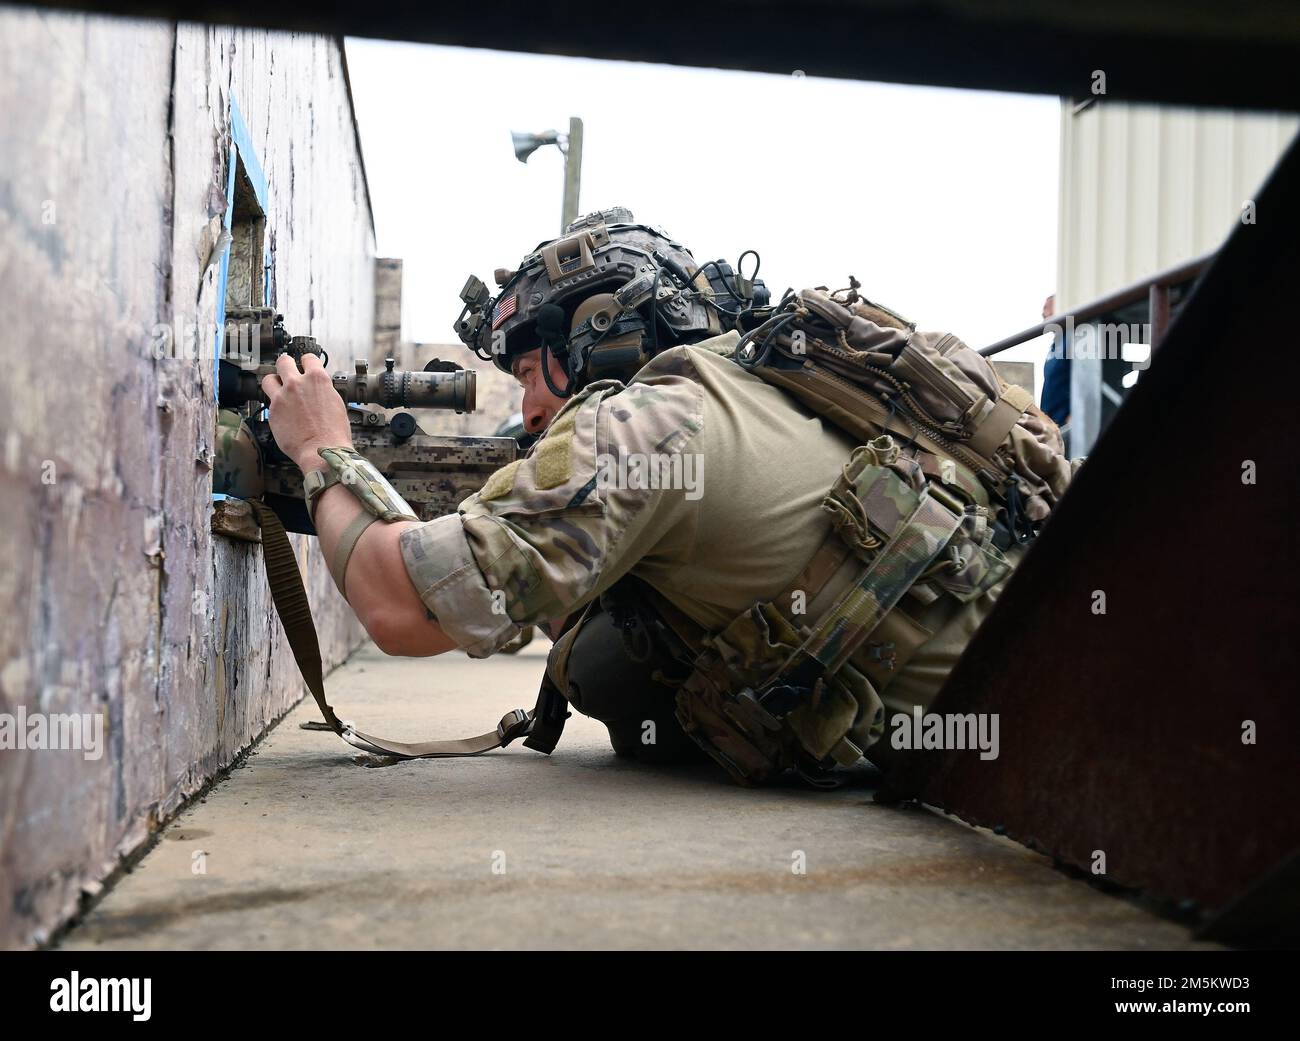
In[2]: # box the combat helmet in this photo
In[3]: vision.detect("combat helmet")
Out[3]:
[453,207,769,396]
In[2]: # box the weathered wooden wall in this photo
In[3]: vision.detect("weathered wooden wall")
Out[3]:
[0,10,373,948]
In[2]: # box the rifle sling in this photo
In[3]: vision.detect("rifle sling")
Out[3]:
[247,499,536,759]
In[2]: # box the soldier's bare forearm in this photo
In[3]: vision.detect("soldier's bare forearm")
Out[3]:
[308,470,458,657]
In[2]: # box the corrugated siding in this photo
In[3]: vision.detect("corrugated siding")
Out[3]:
[1057,101,1297,310]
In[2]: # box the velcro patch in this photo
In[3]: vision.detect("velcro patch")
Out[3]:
[479,459,523,501]
[534,409,577,490]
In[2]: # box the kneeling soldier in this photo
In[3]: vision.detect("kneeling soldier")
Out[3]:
[263,208,1071,785]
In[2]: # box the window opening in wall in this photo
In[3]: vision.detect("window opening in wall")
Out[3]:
[226,157,266,314]
[213,98,270,392]
[212,99,273,531]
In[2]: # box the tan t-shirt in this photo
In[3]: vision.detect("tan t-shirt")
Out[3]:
[399,331,858,656]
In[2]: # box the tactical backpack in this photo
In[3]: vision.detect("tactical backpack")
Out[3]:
[627,283,1074,784]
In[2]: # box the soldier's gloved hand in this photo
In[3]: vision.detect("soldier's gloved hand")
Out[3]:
[260,352,354,473]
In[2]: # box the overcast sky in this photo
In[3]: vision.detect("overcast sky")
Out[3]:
[344,39,1059,374]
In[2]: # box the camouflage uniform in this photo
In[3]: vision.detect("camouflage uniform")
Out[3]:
[399,331,1021,767]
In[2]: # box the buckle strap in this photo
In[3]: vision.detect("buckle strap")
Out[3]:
[328,511,377,593]
[249,499,343,732]
[340,709,534,759]
[249,498,541,762]
[522,673,571,754]
[967,383,1033,458]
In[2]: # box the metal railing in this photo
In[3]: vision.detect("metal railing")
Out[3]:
[980,250,1215,357]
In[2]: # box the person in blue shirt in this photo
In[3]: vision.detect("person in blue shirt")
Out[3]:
[1040,294,1071,428]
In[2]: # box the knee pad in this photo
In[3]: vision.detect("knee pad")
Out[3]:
[549,606,707,764]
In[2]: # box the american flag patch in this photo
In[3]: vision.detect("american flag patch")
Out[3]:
[492,293,518,330]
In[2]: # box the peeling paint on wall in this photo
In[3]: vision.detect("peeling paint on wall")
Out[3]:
[0,11,373,949]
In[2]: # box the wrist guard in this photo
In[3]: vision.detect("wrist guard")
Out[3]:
[303,446,418,599]
[304,446,419,525]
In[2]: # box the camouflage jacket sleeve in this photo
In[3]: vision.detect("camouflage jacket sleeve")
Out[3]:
[399,354,706,657]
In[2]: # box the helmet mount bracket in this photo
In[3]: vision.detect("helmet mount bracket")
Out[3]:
[454,207,770,392]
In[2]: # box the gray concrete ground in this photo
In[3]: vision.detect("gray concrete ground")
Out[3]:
[60,642,1215,950]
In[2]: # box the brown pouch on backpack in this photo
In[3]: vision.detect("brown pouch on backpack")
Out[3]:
[743,284,1072,523]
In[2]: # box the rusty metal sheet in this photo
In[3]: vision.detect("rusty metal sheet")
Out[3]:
[888,134,1300,925]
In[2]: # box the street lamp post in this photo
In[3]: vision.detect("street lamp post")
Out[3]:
[511,116,584,233]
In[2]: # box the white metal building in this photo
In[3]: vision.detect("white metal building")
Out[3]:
[1057,100,1297,312]
[1054,100,1297,451]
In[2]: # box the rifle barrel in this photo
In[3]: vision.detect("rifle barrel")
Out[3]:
[219,362,476,413]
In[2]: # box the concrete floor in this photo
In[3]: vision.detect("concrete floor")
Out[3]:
[60,642,1215,950]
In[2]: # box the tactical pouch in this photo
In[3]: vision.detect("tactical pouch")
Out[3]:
[671,282,1076,786]
[740,284,1073,525]
[891,336,986,430]
[925,507,1012,604]
[675,603,803,784]
[674,436,964,785]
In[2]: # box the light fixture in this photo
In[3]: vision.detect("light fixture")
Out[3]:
[511,129,563,163]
